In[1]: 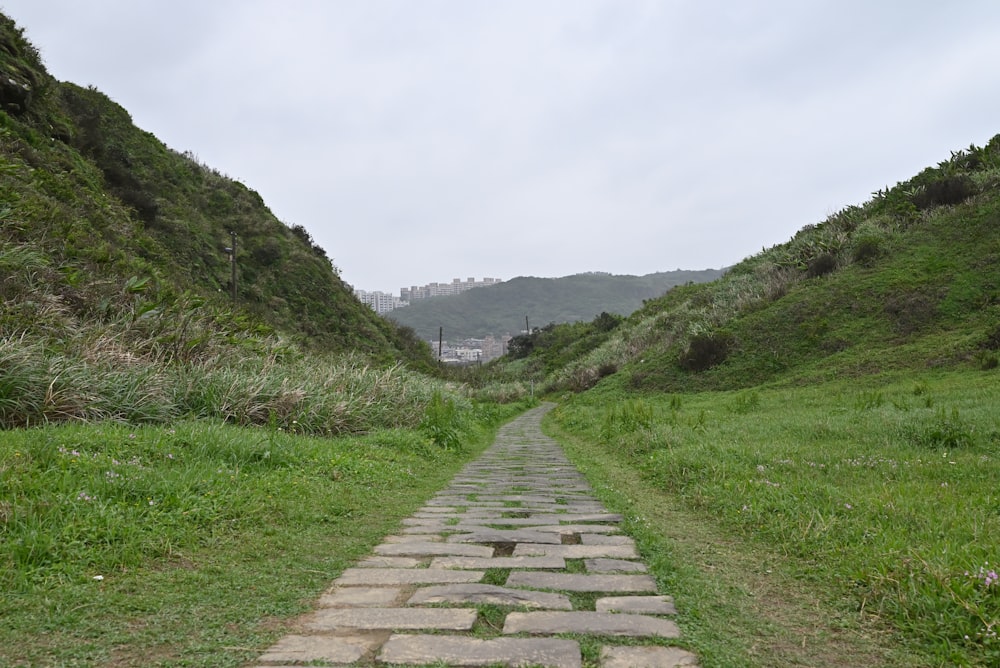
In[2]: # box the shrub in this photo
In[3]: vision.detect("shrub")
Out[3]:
[806,252,838,278]
[852,235,885,265]
[978,352,998,371]
[679,331,733,372]
[911,174,977,209]
[906,407,976,449]
[418,390,466,450]
[597,362,617,378]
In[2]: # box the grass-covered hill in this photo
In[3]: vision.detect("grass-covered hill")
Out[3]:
[0,12,428,366]
[388,269,725,341]
[491,137,1000,667]
[498,135,1000,393]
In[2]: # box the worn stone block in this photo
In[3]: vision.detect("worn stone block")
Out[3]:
[335,568,483,586]
[503,611,680,637]
[256,633,376,664]
[600,645,699,667]
[306,607,477,631]
[407,583,572,609]
[375,542,494,557]
[446,529,562,544]
[378,634,581,668]
[505,572,657,593]
[512,544,639,559]
[318,586,404,608]
[429,555,565,570]
[584,558,647,573]
[596,595,677,615]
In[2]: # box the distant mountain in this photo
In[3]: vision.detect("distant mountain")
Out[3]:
[387,270,726,341]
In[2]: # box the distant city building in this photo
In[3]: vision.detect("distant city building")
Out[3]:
[401,277,501,301]
[428,335,511,364]
[354,289,407,315]
[357,277,501,314]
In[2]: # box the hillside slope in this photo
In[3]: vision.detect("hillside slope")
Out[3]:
[388,269,725,341]
[500,135,1000,392]
[0,13,429,366]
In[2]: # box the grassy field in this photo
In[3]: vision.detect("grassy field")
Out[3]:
[0,401,525,667]
[547,370,999,667]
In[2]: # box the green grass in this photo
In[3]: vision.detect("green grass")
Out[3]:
[547,370,1000,667]
[0,408,520,667]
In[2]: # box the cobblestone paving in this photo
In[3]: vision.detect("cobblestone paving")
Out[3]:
[251,404,699,667]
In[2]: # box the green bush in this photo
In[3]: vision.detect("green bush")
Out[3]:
[418,391,467,450]
[912,174,977,209]
[806,252,838,278]
[906,407,976,449]
[678,332,733,372]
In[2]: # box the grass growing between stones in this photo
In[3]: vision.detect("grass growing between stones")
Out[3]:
[568,591,601,611]
[0,407,521,667]
[482,568,512,586]
[471,604,510,637]
[548,370,1000,667]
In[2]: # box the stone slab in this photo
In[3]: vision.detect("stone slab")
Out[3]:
[520,513,624,523]
[596,595,677,615]
[429,555,566,570]
[600,645,699,667]
[503,611,680,637]
[585,558,648,573]
[506,572,657,593]
[528,524,621,534]
[383,534,443,543]
[446,529,562,544]
[335,568,484,586]
[358,556,422,568]
[319,586,404,607]
[581,534,635,546]
[452,517,561,527]
[512,544,639,559]
[401,525,452,534]
[378,634,581,668]
[256,633,375,664]
[406,583,573,609]
[402,517,446,526]
[306,607,477,631]
[375,542,494,557]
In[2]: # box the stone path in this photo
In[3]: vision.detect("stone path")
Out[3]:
[250,404,699,667]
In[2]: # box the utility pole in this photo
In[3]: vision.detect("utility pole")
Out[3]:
[525,315,530,334]
[229,231,238,302]
[438,326,443,361]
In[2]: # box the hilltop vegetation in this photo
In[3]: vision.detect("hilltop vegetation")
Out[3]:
[492,135,1000,393]
[490,135,1000,666]
[0,13,429,366]
[388,269,724,341]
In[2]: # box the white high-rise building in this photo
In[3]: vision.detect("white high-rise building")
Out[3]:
[355,289,407,315]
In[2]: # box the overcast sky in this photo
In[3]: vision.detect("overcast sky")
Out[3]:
[5,1,1000,293]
